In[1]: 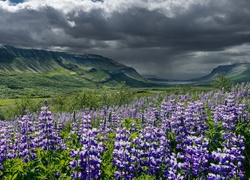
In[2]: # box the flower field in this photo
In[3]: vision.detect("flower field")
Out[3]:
[0,83,250,179]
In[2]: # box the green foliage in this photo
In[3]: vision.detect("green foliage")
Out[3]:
[0,91,43,120]
[34,149,72,179]
[50,85,135,113]
[3,158,34,179]
[115,81,134,106]
[0,108,5,120]
[0,84,137,120]
[205,117,224,152]
[0,84,214,121]
[133,174,157,180]
[100,132,116,180]
[211,73,232,90]
[2,149,72,179]
[121,118,136,130]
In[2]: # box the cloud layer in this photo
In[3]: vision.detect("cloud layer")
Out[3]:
[1,0,250,79]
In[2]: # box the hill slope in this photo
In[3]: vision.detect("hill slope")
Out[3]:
[0,45,150,98]
[145,63,250,85]
[193,63,250,83]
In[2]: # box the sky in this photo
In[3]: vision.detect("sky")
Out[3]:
[0,0,250,80]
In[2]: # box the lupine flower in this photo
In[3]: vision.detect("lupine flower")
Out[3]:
[17,110,37,162]
[34,106,65,151]
[69,125,104,179]
[177,136,210,178]
[209,132,245,179]
[113,128,136,180]
[163,153,184,180]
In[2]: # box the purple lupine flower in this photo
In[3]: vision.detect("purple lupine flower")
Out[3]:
[170,102,187,142]
[163,152,184,180]
[69,127,104,179]
[16,111,37,162]
[209,132,245,179]
[0,127,8,171]
[160,99,176,119]
[131,126,170,178]
[113,128,136,180]
[177,136,210,178]
[34,106,65,151]
[4,121,16,159]
[184,101,208,136]
[212,92,249,133]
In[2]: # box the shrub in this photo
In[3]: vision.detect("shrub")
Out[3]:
[211,73,232,91]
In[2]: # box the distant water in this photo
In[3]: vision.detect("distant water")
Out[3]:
[152,80,195,85]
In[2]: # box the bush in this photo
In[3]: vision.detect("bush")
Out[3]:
[211,73,232,91]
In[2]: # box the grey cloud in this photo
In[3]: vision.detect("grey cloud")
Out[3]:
[1,0,250,51]
[60,2,250,51]
[0,0,250,79]
[0,6,70,46]
[65,9,116,41]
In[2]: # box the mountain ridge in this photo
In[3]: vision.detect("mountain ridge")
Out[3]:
[0,45,152,98]
[0,45,135,73]
[0,44,146,80]
[191,63,250,82]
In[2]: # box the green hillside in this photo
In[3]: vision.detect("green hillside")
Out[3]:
[192,63,250,84]
[0,45,153,98]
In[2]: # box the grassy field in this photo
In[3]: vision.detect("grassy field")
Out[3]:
[0,98,47,106]
[0,84,213,120]
[0,99,16,106]
[0,85,212,104]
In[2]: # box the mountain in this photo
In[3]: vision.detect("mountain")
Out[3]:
[0,45,151,98]
[145,63,250,85]
[192,63,250,83]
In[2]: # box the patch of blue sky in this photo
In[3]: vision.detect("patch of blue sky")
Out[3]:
[9,0,24,4]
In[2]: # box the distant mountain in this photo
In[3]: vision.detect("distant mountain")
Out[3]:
[146,63,250,85]
[192,63,250,83]
[0,45,152,98]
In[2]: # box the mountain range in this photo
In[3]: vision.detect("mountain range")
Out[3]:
[1,44,250,98]
[0,45,152,98]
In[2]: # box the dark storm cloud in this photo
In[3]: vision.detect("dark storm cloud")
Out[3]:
[63,0,250,55]
[110,4,250,51]
[0,0,250,79]
[65,9,121,41]
[0,6,69,47]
